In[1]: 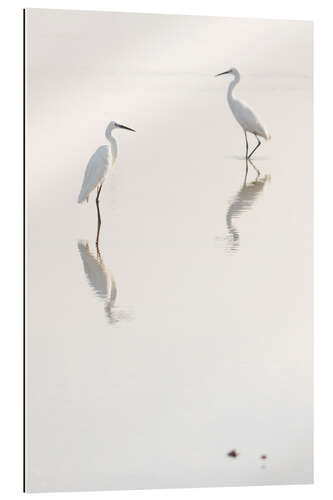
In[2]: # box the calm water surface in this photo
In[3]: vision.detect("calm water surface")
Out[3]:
[26,10,312,492]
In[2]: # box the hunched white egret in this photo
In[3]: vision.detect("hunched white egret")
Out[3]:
[215,68,271,159]
[78,121,135,243]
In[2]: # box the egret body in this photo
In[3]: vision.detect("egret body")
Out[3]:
[215,68,270,159]
[78,120,135,243]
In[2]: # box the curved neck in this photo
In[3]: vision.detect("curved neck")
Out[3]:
[227,73,240,104]
[107,133,118,165]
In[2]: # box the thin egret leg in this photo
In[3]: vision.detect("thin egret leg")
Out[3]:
[96,184,103,245]
[96,240,101,261]
[244,130,249,159]
[248,134,261,159]
[248,158,261,179]
[244,158,249,185]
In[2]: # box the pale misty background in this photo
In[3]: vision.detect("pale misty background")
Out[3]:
[25,9,312,492]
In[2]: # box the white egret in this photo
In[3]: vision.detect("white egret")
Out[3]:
[215,68,271,159]
[78,121,135,243]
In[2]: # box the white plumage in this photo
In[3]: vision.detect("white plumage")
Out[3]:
[230,99,270,140]
[77,120,135,204]
[215,68,271,158]
[78,145,110,203]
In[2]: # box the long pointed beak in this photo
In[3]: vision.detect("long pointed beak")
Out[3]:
[117,123,136,132]
[215,70,232,77]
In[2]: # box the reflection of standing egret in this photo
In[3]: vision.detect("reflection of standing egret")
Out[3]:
[215,68,271,159]
[77,121,135,244]
[77,240,119,324]
[226,161,271,253]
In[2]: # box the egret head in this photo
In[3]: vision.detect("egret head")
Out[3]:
[105,121,135,140]
[215,67,240,79]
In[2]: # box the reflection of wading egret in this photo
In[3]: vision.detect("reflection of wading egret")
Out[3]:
[77,240,118,324]
[77,121,135,244]
[226,162,271,253]
[215,68,271,159]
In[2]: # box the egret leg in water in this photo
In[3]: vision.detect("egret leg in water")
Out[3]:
[247,157,260,178]
[244,157,260,183]
[96,184,103,245]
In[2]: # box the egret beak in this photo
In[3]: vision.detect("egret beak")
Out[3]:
[117,123,136,132]
[215,70,232,77]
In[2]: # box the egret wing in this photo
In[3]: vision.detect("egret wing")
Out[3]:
[78,145,110,203]
[232,100,270,139]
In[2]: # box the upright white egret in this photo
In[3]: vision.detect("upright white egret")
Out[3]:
[78,121,135,243]
[215,68,271,159]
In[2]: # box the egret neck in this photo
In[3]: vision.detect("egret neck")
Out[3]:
[105,124,118,166]
[227,69,240,108]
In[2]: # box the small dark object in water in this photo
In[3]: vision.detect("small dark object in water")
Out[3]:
[261,455,267,460]
[227,449,239,458]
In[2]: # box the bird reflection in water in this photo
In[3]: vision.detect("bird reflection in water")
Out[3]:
[77,240,130,324]
[225,159,271,253]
